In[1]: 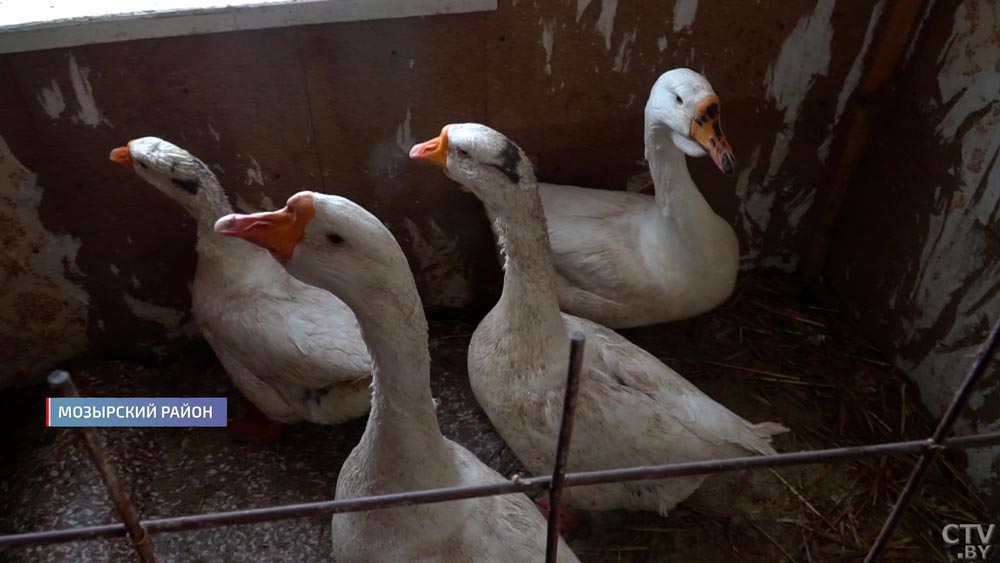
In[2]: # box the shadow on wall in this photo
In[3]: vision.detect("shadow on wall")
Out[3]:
[828,0,1000,504]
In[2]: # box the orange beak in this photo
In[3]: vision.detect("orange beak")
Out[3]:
[214,192,316,263]
[690,95,736,175]
[409,126,449,168]
[109,144,133,169]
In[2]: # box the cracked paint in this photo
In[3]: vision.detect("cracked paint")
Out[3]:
[67,53,111,128]
[395,108,414,155]
[540,18,556,75]
[764,0,834,183]
[672,0,698,32]
[244,154,264,187]
[36,79,66,119]
[587,0,617,51]
[819,0,884,163]
[123,293,189,341]
[611,28,636,73]
[889,0,1000,494]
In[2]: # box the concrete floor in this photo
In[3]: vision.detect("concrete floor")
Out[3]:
[0,274,992,562]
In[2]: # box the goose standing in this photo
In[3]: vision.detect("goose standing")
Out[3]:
[215,192,580,562]
[110,138,372,441]
[539,68,738,328]
[411,123,786,519]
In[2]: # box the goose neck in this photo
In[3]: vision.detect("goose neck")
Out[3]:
[193,178,235,241]
[485,184,561,313]
[348,278,447,454]
[646,126,713,230]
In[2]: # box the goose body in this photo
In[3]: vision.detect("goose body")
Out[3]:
[411,123,786,515]
[474,310,783,513]
[539,68,739,328]
[192,253,371,424]
[216,192,579,563]
[111,138,371,426]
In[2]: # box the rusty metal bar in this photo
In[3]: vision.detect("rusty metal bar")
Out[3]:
[3,431,999,549]
[545,331,586,563]
[863,318,1000,563]
[46,371,157,563]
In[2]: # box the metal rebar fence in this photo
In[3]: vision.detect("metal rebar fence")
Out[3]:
[2,319,999,563]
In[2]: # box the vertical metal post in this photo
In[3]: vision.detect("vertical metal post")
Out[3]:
[48,371,157,563]
[863,319,1000,563]
[545,332,586,563]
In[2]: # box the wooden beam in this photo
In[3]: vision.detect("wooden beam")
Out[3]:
[803,0,936,280]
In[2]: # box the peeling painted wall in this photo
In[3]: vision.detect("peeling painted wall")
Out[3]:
[0,134,89,387]
[734,0,885,271]
[828,0,1000,502]
[0,0,888,386]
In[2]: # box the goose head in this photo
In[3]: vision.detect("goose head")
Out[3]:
[110,137,216,210]
[213,191,408,306]
[409,123,534,208]
[646,68,736,175]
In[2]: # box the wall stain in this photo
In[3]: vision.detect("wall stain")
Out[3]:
[0,134,89,387]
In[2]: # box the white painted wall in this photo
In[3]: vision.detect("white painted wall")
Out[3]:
[896,0,1000,494]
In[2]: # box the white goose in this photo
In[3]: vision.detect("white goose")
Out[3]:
[110,138,372,441]
[215,192,580,563]
[539,68,738,328]
[411,123,786,518]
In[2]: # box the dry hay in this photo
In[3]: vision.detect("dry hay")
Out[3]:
[560,273,991,562]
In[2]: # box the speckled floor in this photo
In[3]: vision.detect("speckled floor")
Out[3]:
[0,274,992,563]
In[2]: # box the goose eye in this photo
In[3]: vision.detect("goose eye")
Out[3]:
[675,95,684,105]
[456,148,470,158]
[138,161,150,169]
[327,233,345,244]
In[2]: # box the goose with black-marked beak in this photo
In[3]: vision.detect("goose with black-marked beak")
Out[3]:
[215,192,580,563]
[410,123,785,524]
[538,68,739,328]
[109,138,372,443]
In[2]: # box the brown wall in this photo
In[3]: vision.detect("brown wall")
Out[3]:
[828,0,1000,498]
[1,1,886,385]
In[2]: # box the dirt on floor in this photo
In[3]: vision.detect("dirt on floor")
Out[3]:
[0,273,994,563]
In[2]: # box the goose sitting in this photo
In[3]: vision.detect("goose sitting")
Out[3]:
[109,138,372,442]
[214,192,580,562]
[410,124,786,522]
[539,68,738,328]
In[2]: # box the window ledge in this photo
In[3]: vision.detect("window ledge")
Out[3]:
[0,0,496,54]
